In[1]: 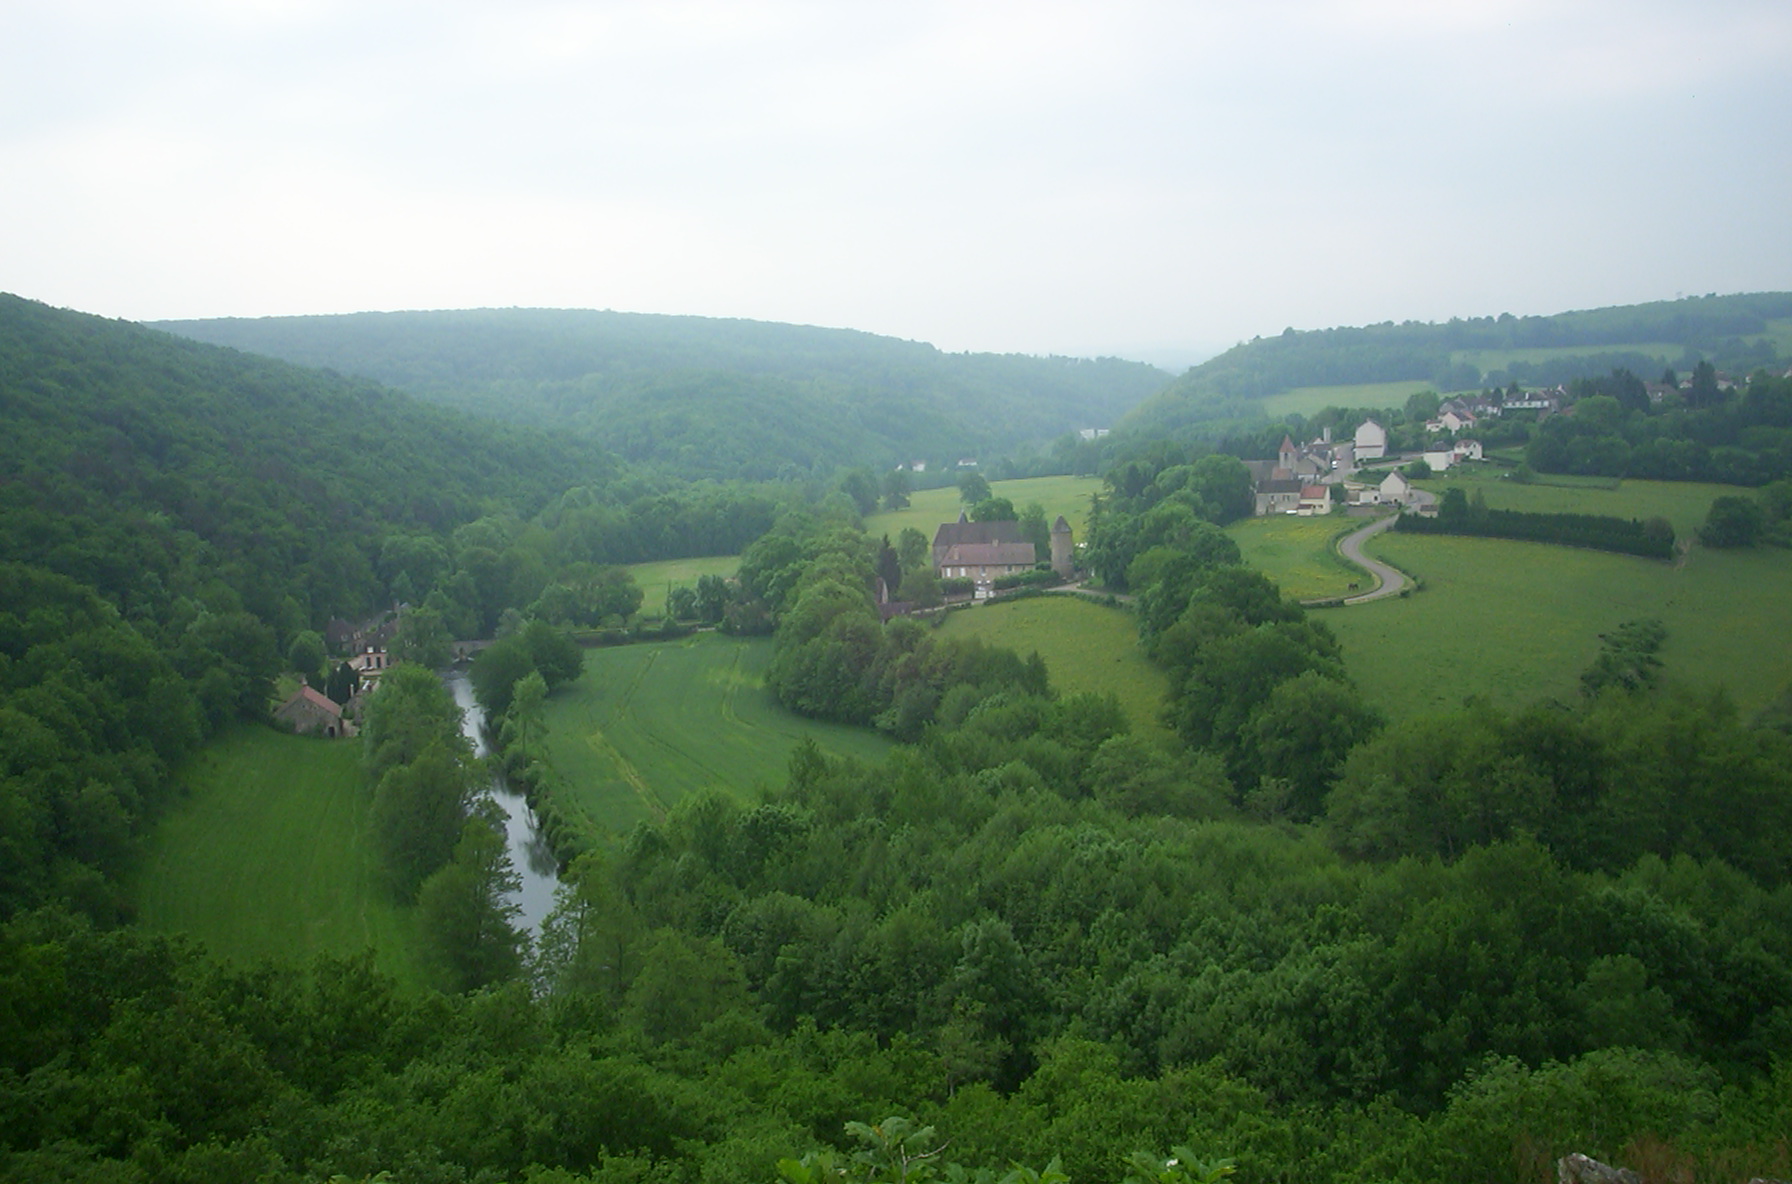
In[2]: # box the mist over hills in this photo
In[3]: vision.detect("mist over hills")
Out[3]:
[1123,291,1792,437]
[154,308,1172,480]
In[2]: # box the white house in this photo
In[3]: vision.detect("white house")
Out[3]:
[1423,447,1457,473]
[1454,439,1484,461]
[1355,418,1388,460]
[1379,470,1413,503]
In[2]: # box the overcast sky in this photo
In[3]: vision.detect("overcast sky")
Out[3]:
[4,1,1789,367]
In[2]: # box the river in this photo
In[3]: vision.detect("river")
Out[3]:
[444,671,561,933]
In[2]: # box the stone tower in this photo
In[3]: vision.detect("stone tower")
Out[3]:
[1050,515,1075,579]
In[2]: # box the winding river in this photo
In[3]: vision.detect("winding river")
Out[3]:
[444,671,562,933]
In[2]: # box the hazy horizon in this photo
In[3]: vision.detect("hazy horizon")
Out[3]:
[7,1,1789,363]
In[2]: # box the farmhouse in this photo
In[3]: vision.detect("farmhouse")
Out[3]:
[274,685,352,738]
[348,644,392,691]
[933,512,1036,581]
[1355,418,1388,460]
[1425,399,1486,434]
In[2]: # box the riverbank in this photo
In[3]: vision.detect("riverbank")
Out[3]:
[445,671,562,932]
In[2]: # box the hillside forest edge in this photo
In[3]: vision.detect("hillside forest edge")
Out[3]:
[3,290,1792,1183]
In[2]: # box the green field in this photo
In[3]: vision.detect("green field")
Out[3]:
[627,554,740,617]
[131,727,425,987]
[1419,469,1738,538]
[626,554,739,590]
[1229,514,1364,600]
[1449,342,1685,373]
[933,595,1171,736]
[539,633,894,835]
[865,475,1102,544]
[1259,380,1438,419]
[1326,531,1792,720]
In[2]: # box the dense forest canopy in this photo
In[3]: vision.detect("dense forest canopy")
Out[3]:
[1125,292,1792,438]
[154,308,1172,480]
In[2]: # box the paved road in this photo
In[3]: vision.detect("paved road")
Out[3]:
[1334,512,1411,604]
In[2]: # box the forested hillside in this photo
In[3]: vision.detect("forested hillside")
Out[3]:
[1125,292,1792,437]
[7,290,1792,1183]
[154,308,1170,479]
[0,294,601,625]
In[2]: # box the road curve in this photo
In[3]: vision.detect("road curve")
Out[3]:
[1332,513,1411,604]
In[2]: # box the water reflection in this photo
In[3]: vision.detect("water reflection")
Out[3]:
[444,671,560,933]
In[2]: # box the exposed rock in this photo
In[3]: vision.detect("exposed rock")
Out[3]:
[1558,1153,1642,1184]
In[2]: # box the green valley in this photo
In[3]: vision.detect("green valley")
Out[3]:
[131,727,427,988]
[537,633,894,837]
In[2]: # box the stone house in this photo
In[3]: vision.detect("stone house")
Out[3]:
[274,685,351,738]
[932,513,1036,582]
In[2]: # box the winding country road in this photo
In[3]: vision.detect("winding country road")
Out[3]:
[1333,512,1412,604]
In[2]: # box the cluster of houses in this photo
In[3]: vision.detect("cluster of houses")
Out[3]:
[271,640,395,739]
[1246,402,1501,516]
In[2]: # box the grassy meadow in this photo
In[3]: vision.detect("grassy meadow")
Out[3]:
[1325,530,1792,720]
[865,475,1102,543]
[1229,514,1364,601]
[1259,380,1437,419]
[933,595,1171,736]
[1449,342,1685,373]
[539,632,893,836]
[131,726,425,988]
[627,554,740,618]
[1418,467,1738,539]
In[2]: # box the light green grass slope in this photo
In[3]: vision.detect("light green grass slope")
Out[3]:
[1259,381,1440,419]
[1328,532,1792,720]
[1229,515,1364,601]
[132,726,424,987]
[935,595,1171,736]
[539,633,893,836]
[865,476,1102,544]
[1419,470,1740,539]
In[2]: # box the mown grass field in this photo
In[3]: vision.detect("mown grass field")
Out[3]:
[1259,380,1438,419]
[1418,468,1736,538]
[627,554,740,618]
[539,633,894,836]
[131,727,425,988]
[1229,514,1364,601]
[1326,530,1792,720]
[864,475,1102,544]
[933,595,1171,736]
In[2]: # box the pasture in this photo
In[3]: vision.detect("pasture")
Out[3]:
[1325,530,1792,720]
[538,633,894,836]
[865,475,1102,544]
[1229,514,1363,601]
[131,727,425,988]
[627,554,739,618]
[1259,380,1438,419]
[1449,342,1685,373]
[933,594,1171,736]
[1419,468,1735,538]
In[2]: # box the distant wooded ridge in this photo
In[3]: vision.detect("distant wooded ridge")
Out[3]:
[1126,291,1792,436]
[153,307,1171,481]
